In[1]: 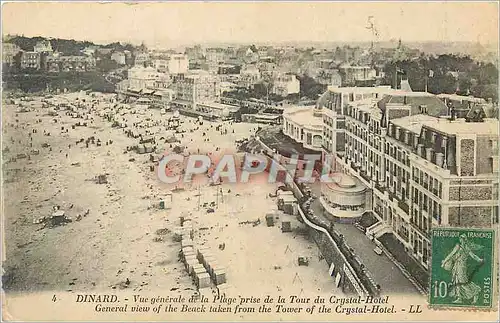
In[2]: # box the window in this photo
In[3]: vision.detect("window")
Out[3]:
[432,200,438,220]
[306,133,312,145]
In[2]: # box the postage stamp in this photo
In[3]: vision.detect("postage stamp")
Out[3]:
[429,228,495,309]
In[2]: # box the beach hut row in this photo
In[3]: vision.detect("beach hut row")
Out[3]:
[179,218,212,289]
[178,216,227,289]
[196,246,226,286]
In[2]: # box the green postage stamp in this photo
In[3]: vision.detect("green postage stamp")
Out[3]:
[430,228,496,308]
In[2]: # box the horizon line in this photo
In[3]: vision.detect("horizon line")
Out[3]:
[3,33,499,49]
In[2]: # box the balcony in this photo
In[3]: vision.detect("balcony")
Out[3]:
[397,229,410,243]
[359,170,371,183]
[374,182,385,194]
[410,220,429,238]
[398,200,410,214]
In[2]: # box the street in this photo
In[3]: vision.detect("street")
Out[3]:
[310,183,419,294]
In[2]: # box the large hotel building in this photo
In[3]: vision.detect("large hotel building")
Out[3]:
[283,83,498,270]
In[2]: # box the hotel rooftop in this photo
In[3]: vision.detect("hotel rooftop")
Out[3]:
[392,114,499,136]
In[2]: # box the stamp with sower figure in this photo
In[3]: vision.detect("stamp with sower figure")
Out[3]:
[429,228,496,309]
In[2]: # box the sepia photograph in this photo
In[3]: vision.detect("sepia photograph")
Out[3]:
[1,1,498,321]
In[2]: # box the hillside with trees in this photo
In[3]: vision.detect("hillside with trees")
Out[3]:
[6,35,139,55]
[3,36,142,93]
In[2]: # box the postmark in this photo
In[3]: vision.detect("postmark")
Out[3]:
[429,228,495,309]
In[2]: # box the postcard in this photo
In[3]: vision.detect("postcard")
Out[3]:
[1,1,498,322]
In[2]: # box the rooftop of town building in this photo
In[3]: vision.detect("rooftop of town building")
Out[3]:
[197,101,240,112]
[392,114,499,136]
[326,85,395,94]
[436,93,486,103]
[391,114,442,134]
[377,92,449,117]
[283,106,323,128]
[324,173,366,193]
[427,117,499,136]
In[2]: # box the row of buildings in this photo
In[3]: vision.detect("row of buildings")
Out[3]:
[3,40,96,72]
[280,83,498,271]
[116,65,239,118]
[116,60,302,116]
[182,43,392,92]
[130,51,190,74]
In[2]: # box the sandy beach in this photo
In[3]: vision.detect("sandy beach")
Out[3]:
[2,91,339,299]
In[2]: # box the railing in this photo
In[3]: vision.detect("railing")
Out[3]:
[359,170,371,183]
[397,230,410,243]
[409,220,430,238]
[398,200,410,214]
[374,183,385,194]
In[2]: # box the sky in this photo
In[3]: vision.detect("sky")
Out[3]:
[2,1,499,48]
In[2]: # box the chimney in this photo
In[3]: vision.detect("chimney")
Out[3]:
[405,130,410,144]
[417,144,424,157]
[426,147,433,161]
[441,137,447,148]
[435,152,444,167]
[414,135,419,148]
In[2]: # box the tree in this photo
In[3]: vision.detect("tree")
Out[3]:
[96,57,118,73]
[472,84,498,102]
[457,76,472,95]
[381,54,498,100]
[298,74,326,100]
